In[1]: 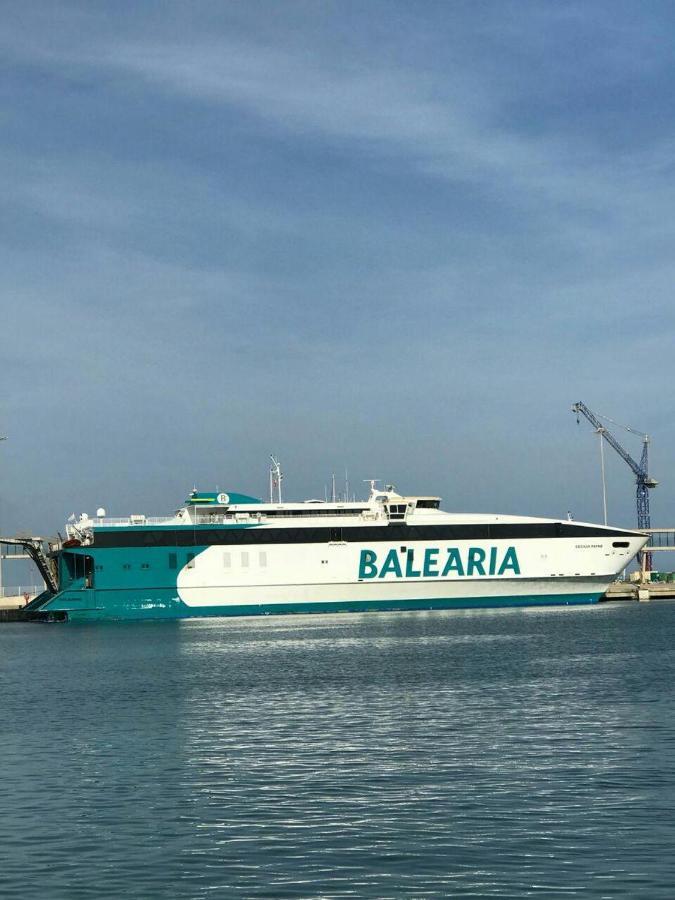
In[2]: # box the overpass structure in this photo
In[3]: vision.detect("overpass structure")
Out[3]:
[645,528,675,552]
[633,529,675,585]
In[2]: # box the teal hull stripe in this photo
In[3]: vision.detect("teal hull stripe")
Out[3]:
[37,590,602,622]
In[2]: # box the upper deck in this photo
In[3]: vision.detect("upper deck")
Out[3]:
[63,485,643,546]
[66,486,442,534]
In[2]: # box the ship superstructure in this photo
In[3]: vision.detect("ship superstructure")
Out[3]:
[32,481,648,621]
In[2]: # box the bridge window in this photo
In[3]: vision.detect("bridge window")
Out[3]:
[416,499,440,509]
[168,553,177,569]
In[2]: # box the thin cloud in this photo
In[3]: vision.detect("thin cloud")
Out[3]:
[0,2,673,531]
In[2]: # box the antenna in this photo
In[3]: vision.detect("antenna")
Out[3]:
[363,479,380,497]
[269,456,283,504]
[344,468,349,503]
[331,473,336,503]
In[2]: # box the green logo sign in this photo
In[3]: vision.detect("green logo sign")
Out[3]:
[358,546,520,579]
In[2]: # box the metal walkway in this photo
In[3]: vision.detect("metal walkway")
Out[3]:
[0,537,58,594]
[645,529,675,552]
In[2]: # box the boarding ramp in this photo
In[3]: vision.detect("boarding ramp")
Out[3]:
[645,528,675,552]
[0,537,58,595]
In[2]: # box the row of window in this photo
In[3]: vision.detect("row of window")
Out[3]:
[223,551,268,568]
[110,551,269,572]
[89,534,637,576]
[197,508,368,524]
[96,521,637,549]
[240,508,366,518]
[387,504,408,520]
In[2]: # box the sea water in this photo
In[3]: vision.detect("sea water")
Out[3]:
[1,602,674,898]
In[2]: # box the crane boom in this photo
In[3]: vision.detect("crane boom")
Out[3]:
[572,402,644,479]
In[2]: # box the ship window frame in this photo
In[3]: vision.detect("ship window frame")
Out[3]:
[82,555,94,588]
[387,504,407,521]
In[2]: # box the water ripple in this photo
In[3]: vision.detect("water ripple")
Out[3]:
[1,604,674,897]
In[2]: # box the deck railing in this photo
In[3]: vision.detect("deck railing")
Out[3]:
[70,516,178,528]
[0,585,44,599]
[70,510,381,529]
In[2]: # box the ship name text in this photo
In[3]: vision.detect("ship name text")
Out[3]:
[358,546,521,579]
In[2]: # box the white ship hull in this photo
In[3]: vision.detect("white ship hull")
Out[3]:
[175,535,644,611]
[37,483,649,621]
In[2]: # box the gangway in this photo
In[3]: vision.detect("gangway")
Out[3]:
[0,537,58,594]
[644,529,675,551]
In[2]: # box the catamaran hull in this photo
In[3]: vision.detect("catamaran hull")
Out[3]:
[34,494,648,622]
[35,576,608,622]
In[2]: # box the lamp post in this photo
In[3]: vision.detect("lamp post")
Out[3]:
[0,436,5,597]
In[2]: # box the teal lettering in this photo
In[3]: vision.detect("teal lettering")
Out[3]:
[498,546,520,576]
[379,548,403,578]
[467,547,486,576]
[405,549,421,578]
[442,548,465,577]
[359,549,378,579]
[423,548,439,577]
[488,546,498,576]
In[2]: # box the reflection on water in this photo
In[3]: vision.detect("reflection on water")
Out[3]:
[1,603,675,898]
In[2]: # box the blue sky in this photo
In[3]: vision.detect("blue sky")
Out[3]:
[1,0,673,538]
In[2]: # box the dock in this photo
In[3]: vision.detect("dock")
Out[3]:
[605,526,675,601]
[0,608,28,622]
[603,581,675,602]
[0,589,39,621]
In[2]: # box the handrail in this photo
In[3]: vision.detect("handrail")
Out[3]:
[0,585,44,599]
[71,511,384,528]
[70,516,178,528]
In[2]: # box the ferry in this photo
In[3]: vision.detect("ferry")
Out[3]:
[29,468,648,622]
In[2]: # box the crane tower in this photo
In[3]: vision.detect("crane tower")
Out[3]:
[572,402,657,570]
